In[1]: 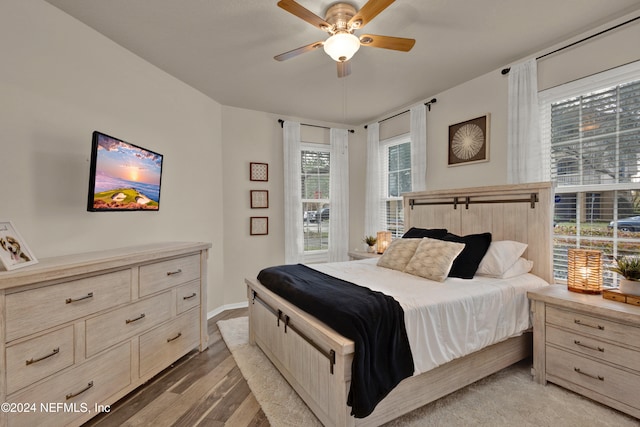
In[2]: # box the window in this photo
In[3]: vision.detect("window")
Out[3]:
[381,135,411,237]
[301,145,330,260]
[540,62,640,286]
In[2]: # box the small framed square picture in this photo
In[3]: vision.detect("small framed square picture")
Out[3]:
[250,162,269,182]
[0,221,38,271]
[250,217,268,235]
[250,190,269,209]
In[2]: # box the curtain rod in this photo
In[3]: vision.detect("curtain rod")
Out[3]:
[501,15,640,75]
[364,98,437,129]
[277,119,354,133]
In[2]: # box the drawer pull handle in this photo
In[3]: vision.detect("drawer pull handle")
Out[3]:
[573,340,604,352]
[66,292,94,304]
[183,292,197,300]
[167,332,182,343]
[167,269,183,276]
[126,313,146,324]
[65,381,94,400]
[26,347,60,365]
[574,367,604,381]
[574,319,604,330]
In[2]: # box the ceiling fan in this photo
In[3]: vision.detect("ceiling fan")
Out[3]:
[274,0,416,77]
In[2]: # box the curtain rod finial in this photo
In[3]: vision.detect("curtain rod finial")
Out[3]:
[501,67,511,75]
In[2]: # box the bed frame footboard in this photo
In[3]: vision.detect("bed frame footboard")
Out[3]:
[246,278,532,427]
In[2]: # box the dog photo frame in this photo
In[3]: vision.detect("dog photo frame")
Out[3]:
[0,221,38,271]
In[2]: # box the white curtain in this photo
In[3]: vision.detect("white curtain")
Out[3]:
[507,58,542,184]
[329,128,349,262]
[364,122,382,237]
[410,103,427,192]
[283,121,303,264]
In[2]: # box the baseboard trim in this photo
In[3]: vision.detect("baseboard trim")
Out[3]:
[207,301,249,319]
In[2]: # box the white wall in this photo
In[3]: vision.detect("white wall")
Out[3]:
[0,0,225,312]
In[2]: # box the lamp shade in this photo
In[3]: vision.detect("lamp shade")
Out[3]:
[376,231,392,254]
[323,33,361,62]
[567,248,603,294]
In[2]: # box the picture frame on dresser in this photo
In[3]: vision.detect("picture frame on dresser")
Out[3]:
[0,220,38,271]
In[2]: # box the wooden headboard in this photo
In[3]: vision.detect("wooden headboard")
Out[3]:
[403,182,554,283]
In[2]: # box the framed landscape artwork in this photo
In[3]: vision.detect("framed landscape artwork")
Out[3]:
[448,114,490,166]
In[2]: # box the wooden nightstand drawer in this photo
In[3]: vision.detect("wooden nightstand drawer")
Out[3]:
[546,305,640,346]
[8,341,131,427]
[546,325,640,371]
[5,270,131,342]
[139,254,201,297]
[546,346,640,411]
[85,292,172,357]
[139,308,200,376]
[6,326,75,395]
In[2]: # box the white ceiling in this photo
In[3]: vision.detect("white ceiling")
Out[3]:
[44,0,640,126]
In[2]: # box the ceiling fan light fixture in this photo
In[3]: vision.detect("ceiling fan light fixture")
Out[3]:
[323,32,360,62]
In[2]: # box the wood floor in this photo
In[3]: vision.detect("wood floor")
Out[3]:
[83,308,269,427]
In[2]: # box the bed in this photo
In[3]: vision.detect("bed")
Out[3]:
[245,182,554,426]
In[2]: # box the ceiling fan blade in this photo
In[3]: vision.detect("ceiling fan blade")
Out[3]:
[337,60,351,78]
[274,41,324,61]
[348,0,395,29]
[359,34,415,51]
[277,0,331,32]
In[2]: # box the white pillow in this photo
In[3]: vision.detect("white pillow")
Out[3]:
[404,238,465,282]
[500,258,534,279]
[477,240,528,277]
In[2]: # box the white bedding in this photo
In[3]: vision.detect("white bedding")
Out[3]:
[310,258,549,375]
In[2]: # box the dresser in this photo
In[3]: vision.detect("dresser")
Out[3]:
[528,285,640,419]
[0,242,211,427]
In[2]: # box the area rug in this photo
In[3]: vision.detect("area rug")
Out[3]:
[218,317,638,427]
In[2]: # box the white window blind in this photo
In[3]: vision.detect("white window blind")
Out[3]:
[380,134,411,237]
[539,61,640,286]
[301,144,330,261]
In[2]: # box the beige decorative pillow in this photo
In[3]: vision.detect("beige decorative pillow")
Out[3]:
[404,237,465,282]
[377,238,422,272]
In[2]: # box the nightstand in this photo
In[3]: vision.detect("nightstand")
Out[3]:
[527,285,640,419]
[347,250,381,260]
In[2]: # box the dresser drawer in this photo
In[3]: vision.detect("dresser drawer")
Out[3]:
[139,254,200,297]
[85,292,172,357]
[139,308,200,376]
[176,280,201,314]
[546,325,640,372]
[546,346,640,411]
[8,341,131,427]
[5,270,131,342]
[6,326,75,395]
[546,305,640,346]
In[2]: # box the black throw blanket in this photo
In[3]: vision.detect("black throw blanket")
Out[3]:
[257,264,414,418]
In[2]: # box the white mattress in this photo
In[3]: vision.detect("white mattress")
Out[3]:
[310,258,549,375]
